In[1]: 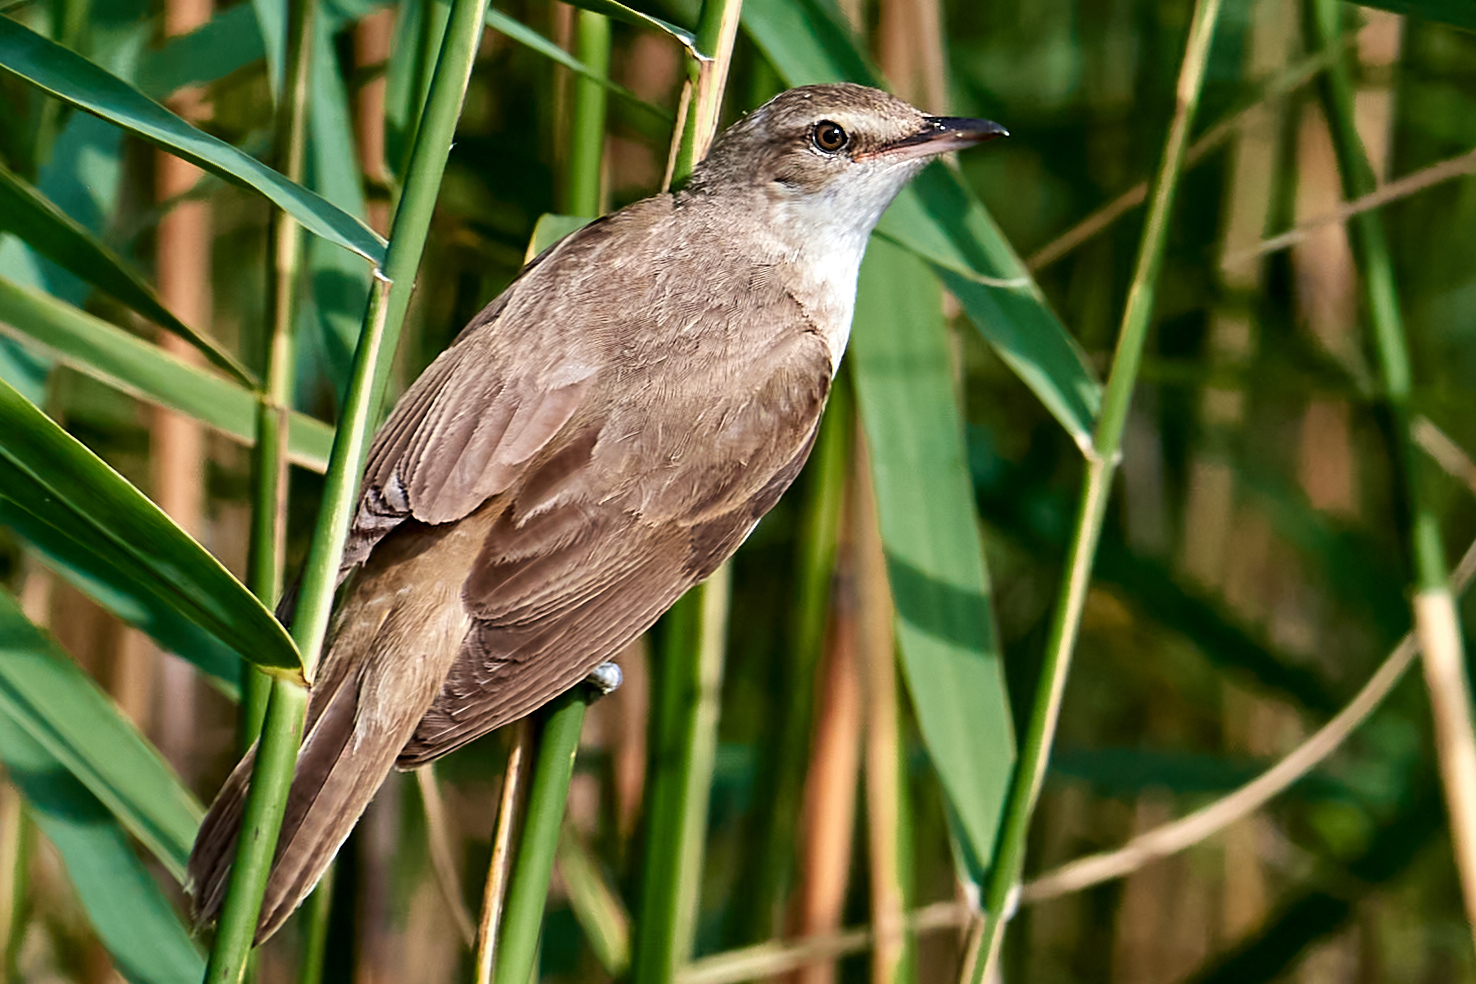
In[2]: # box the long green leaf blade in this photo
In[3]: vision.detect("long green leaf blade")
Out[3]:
[851,239,1016,881]
[0,15,386,265]
[0,494,242,693]
[0,374,303,675]
[0,588,203,879]
[487,10,671,122]
[878,171,1101,446]
[558,0,698,54]
[0,159,254,385]
[0,714,203,984]
[0,276,333,470]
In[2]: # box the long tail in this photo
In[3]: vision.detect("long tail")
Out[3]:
[187,562,472,942]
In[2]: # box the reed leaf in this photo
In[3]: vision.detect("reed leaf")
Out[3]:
[0,16,386,264]
[0,588,203,880]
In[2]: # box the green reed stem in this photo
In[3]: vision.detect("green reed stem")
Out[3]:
[202,0,490,975]
[669,0,743,186]
[294,865,334,984]
[242,0,316,753]
[1307,0,1476,943]
[967,0,1224,977]
[565,10,610,217]
[632,562,732,984]
[492,693,590,984]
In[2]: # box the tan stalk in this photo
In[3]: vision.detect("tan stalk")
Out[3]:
[0,775,28,984]
[1413,416,1476,495]
[687,0,742,163]
[1022,535,1476,901]
[1416,587,1476,934]
[611,637,649,844]
[1223,146,1476,267]
[355,7,397,234]
[0,565,49,981]
[1181,0,1295,949]
[853,433,906,984]
[416,766,477,948]
[790,481,862,984]
[475,719,533,984]
[1026,35,1356,272]
[146,0,215,786]
[681,902,969,984]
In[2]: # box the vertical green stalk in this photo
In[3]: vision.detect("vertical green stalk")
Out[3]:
[564,10,610,217]
[669,0,744,185]
[1307,0,1476,941]
[202,0,491,975]
[736,381,850,944]
[400,0,453,179]
[632,563,732,984]
[243,0,318,753]
[294,866,334,984]
[967,0,1224,977]
[492,694,590,984]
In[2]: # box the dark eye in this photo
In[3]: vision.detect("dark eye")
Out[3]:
[812,120,848,153]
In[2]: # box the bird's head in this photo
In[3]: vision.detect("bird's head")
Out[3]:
[686,83,1006,246]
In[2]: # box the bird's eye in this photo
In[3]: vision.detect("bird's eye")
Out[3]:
[812,120,848,153]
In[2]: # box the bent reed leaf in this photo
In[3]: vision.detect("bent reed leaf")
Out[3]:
[487,10,671,123]
[0,588,204,880]
[0,15,386,265]
[850,239,1016,885]
[559,0,698,55]
[0,276,333,470]
[0,373,304,676]
[0,158,254,385]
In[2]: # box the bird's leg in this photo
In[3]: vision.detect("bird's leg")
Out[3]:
[583,662,623,698]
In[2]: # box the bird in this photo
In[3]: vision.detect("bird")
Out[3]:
[187,81,1005,941]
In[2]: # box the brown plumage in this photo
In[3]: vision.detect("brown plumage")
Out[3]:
[187,82,1004,942]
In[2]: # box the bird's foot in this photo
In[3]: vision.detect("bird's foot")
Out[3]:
[583,661,623,698]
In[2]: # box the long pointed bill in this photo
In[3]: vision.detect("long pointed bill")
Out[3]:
[870,116,1009,162]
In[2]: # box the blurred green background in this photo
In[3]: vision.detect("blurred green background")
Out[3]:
[3,0,1476,981]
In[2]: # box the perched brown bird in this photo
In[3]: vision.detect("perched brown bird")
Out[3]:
[189,82,1005,940]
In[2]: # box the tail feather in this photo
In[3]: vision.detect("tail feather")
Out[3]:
[188,609,469,942]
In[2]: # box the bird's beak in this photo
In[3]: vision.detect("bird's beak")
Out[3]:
[867,116,1009,162]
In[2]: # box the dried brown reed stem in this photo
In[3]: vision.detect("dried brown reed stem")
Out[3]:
[415,766,476,947]
[1026,38,1354,272]
[854,433,906,984]
[1415,586,1476,939]
[146,0,216,785]
[355,7,396,234]
[475,719,533,984]
[1413,417,1476,495]
[0,776,27,983]
[681,902,968,984]
[789,475,862,984]
[1223,146,1476,269]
